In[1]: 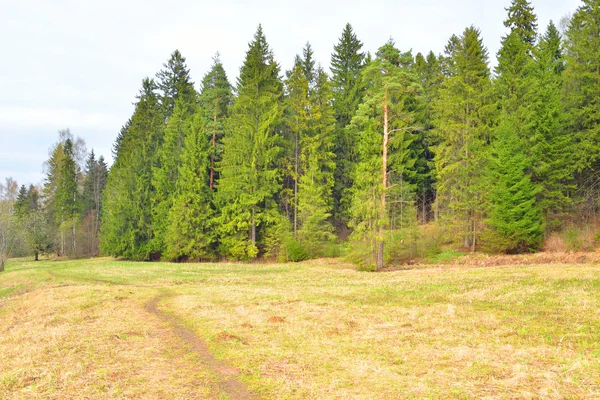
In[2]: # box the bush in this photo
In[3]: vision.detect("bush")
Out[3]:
[563,226,596,252]
[543,225,598,253]
[286,240,309,262]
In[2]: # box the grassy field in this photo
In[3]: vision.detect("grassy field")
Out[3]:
[0,257,599,399]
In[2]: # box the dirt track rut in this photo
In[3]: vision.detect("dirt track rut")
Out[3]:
[145,294,257,400]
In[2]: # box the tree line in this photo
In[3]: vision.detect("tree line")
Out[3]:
[0,132,107,270]
[2,0,599,269]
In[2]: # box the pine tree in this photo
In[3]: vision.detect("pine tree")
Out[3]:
[349,41,420,268]
[156,50,196,120]
[199,54,233,190]
[330,23,366,227]
[164,113,215,261]
[433,27,494,251]
[217,25,284,260]
[487,118,544,252]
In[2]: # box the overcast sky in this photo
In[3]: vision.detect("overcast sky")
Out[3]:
[0,0,579,187]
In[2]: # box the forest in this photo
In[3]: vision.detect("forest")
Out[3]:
[1,0,600,270]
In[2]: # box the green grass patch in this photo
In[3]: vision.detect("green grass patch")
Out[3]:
[1,257,599,398]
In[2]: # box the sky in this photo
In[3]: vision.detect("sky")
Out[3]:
[0,0,580,187]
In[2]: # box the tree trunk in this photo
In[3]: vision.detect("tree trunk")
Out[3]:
[72,224,77,257]
[377,98,389,270]
[377,241,384,271]
[0,259,4,272]
[210,113,217,190]
[251,208,256,246]
[471,217,476,253]
[35,251,39,261]
[294,128,299,238]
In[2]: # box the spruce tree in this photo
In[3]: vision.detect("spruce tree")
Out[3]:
[156,50,196,120]
[495,0,538,116]
[296,66,336,253]
[217,25,284,260]
[284,45,336,255]
[504,0,538,47]
[152,95,197,253]
[101,79,163,260]
[530,21,573,221]
[198,54,233,190]
[330,23,366,227]
[563,0,600,205]
[164,113,215,261]
[413,51,443,223]
[488,118,543,252]
[14,185,28,218]
[284,60,309,237]
[433,27,494,251]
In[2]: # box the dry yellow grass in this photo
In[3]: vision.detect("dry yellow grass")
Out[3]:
[1,257,599,399]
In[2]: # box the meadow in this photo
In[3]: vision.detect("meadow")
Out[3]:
[1,257,599,399]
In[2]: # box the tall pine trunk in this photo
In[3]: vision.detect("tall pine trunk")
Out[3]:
[377,99,389,270]
[294,127,299,238]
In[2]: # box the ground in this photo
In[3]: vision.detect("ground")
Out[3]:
[0,257,599,399]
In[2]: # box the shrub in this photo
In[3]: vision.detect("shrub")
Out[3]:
[286,240,308,262]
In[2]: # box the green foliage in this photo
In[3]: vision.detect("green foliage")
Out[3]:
[43,132,82,257]
[330,23,366,226]
[504,0,538,47]
[563,1,600,185]
[199,54,233,190]
[529,21,573,216]
[486,119,544,253]
[101,79,163,260]
[164,113,215,261]
[348,41,421,267]
[152,96,197,253]
[156,49,196,120]
[562,226,597,252]
[49,14,600,263]
[433,26,494,251]
[412,51,443,223]
[14,185,50,259]
[284,44,336,257]
[217,25,284,260]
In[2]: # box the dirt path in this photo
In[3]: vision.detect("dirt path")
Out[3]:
[46,269,258,399]
[145,294,258,400]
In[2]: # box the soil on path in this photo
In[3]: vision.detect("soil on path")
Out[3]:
[145,294,257,400]
[47,269,258,399]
